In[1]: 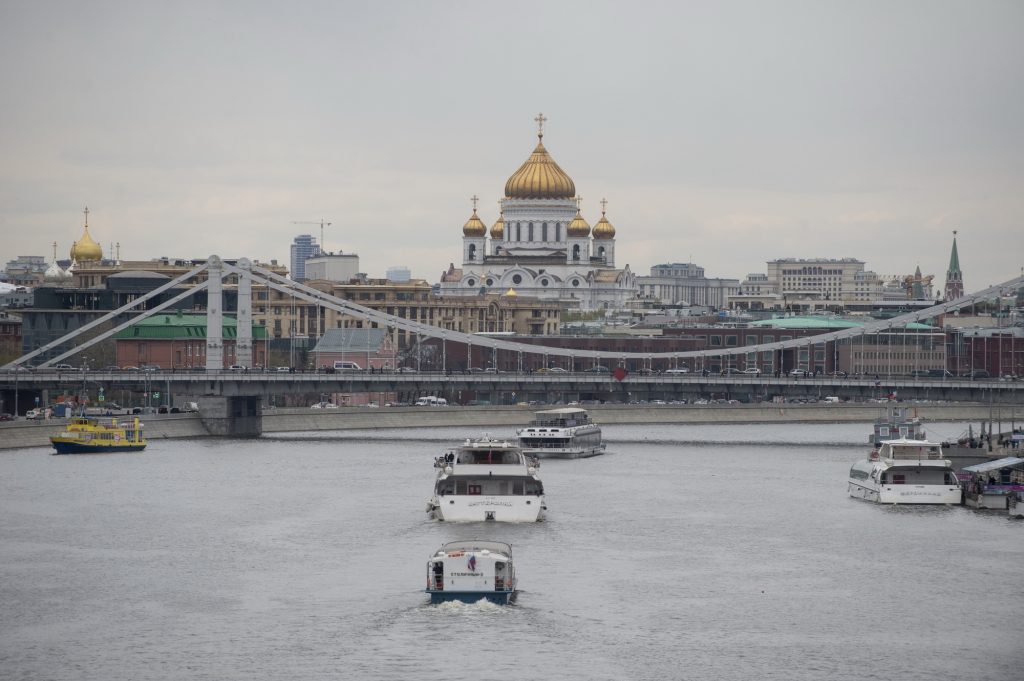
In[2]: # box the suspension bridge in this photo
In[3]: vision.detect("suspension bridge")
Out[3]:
[2,256,1021,436]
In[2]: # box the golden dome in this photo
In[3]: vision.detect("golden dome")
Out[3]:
[70,224,103,262]
[593,201,616,240]
[567,209,591,237]
[504,135,576,200]
[463,209,486,237]
[490,212,505,239]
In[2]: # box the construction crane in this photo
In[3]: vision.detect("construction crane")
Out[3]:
[292,219,332,252]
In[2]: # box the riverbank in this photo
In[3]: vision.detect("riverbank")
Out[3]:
[1,402,1020,450]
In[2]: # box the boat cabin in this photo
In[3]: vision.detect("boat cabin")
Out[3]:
[528,407,592,428]
[870,406,926,445]
[878,440,944,461]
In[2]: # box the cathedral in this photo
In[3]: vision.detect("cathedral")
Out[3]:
[439,116,637,310]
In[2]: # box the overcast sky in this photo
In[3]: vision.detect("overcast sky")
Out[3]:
[1,1,1022,291]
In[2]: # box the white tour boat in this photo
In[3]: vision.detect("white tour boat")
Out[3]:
[426,436,545,522]
[516,407,605,459]
[848,438,962,505]
[425,540,518,604]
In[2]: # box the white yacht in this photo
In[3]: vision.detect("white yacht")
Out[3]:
[427,436,546,522]
[516,407,605,459]
[425,540,518,604]
[848,438,962,505]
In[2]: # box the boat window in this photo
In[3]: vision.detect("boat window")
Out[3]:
[468,484,482,495]
[892,474,906,485]
[512,481,524,494]
[456,480,468,494]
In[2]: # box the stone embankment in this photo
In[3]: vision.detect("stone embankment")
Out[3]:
[2,403,1020,450]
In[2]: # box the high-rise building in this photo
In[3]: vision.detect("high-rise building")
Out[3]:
[289,234,321,281]
[386,266,411,283]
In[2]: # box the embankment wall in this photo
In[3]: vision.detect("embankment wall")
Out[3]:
[3,403,1019,450]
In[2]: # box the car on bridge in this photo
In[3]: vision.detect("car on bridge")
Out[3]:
[742,368,761,375]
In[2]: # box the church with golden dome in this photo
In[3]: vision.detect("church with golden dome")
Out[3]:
[70,206,104,264]
[439,115,637,310]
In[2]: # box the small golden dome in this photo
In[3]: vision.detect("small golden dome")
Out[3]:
[593,202,616,240]
[463,210,486,237]
[504,136,576,200]
[490,213,505,239]
[70,224,103,262]
[504,288,517,297]
[567,209,591,238]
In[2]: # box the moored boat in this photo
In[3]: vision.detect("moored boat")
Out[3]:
[425,540,518,604]
[869,405,926,446]
[516,407,605,459]
[848,438,961,505]
[426,435,545,522]
[50,416,147,454]
[960,457,1024,510]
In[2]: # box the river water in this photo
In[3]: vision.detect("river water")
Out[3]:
[1,421,1021,681]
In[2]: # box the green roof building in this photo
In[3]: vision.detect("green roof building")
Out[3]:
[113,312,267,369]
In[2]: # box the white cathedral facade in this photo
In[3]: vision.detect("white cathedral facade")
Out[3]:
[439,117,637,311]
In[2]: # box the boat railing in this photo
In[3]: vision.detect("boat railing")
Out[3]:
[494,576,515,592]
[886,446,944,461]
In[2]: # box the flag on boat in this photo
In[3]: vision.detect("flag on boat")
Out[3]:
[467,554,476,571]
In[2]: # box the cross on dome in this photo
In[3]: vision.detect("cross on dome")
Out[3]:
[83,205,89,226]
[471,195,479,212]
[575,195,583,210]
[534,112,547,138]
[600,198,608,215]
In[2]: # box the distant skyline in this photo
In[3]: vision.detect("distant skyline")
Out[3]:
[1,1,1022,291]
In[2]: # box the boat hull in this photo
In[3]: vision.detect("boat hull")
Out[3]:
[1009,495,1024,518]
[848,480,962,505]
[431,495,544,522]
[51,441,146,454]
[426,589,517,605]
[964,492,1010,510]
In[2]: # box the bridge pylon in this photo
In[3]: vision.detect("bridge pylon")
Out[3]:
[206,256,224,371]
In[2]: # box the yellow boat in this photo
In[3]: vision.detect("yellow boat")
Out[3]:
[50,416,147,454]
